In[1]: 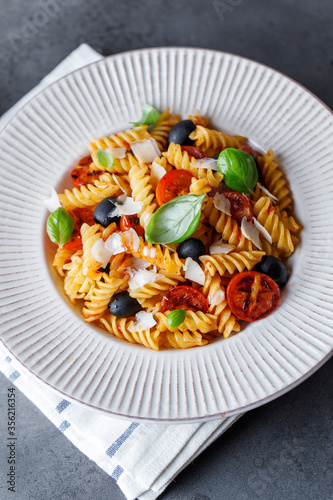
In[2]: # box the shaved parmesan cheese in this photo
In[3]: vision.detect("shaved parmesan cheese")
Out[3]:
[128,269,160,291]
[112,174,130,195]
[209,288,225,307]
[150,161,167,187]
[142,246,149,257]
[114,196,143,216]
[253,218,272,244]
[131,138,161,163]
[256,182,279,203]
[183,257,205,286]
[128,257,150,271]
[209,241,235,255]
[213,192,232,216]
[117,193,127,204]
[43,188,61,212]
[106,146,126,159]
[123,228,140,252]
[241,217,262,250]
[150,247,157,258]
[195,158,219,171]
[91,238,112,268]
[129,311,157,332]
[105,232,127,255]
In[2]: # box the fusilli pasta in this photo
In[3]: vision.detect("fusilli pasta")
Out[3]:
[48,108,301,350]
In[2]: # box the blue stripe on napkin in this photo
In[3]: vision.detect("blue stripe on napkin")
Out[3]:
[111,465,124,481]
[59,420,71,433]
[5,356,11,363]
[9,370,20,382]
[106,423,139,458]
[56,400,71,413]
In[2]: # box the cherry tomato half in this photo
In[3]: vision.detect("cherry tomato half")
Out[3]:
[156,169,195,206]
[226,271,280,322]
[181,146,208,159]
[239,144,260,161]
[160,285,209,313]
[71,155,104,188]
[63,207,95,251]
[223,191,253,224]
[120,215,144,237]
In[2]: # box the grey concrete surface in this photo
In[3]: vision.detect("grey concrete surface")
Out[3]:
[0,0,332,499]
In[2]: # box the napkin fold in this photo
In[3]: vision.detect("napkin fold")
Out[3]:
[0,44,242,500]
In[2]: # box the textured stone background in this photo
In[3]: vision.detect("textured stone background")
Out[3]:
[0,0,332,499]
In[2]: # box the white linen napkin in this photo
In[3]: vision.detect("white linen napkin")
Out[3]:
[0,44,242,500]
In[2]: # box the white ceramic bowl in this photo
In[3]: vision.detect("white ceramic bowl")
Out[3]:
[0,47,332,422]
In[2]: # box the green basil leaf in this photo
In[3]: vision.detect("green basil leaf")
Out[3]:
[130,103,160,127]
[46,207,74,248]
[167,309,186,328]
[217,148,258,194]
[145,194,206,244]
[96,149,114,170]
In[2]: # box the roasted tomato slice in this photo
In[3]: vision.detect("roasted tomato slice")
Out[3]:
[63,207,95,251]
[160,285,208,313]
[77,155,92,166]
[239,144,260,161]
[226,271,280,322]
[181,146,208,159]
[156,169,195,206]
[223,191,253,224]
[71,155,104,188]
[120,215,144,236]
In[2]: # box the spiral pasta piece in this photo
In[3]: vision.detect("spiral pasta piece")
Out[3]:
[203,273,240,337]
[150,108,181,150]
[257,150,292,211]
[80,223,104,278]
[100,314,163,350]
[128,162,157,229]
[82,254,131,322]
[164,142,224,185]
[275,207,302,233]
[252,196,294,255]
[59,173,121,210]
[63,251,95,303]
[90,125,151,152]
[156,311,218,334]
[189,125,246,155]
[200,250,265,277]
[161,330,208,349]
[121,231,183,274]
[163,142,197,173]
[52,247,74,276]
[190,177,212,196]
[89,132,141,173]
[203,168,224,187]
[203,197,253,251]
[129,270,185,300]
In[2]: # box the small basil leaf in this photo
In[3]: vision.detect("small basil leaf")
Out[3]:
[96,149,114,170]
[217,148,258,194]
[167,309,186,328]
[130,103,160,127]
[46,207,74,248]
[145,194,206,244]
